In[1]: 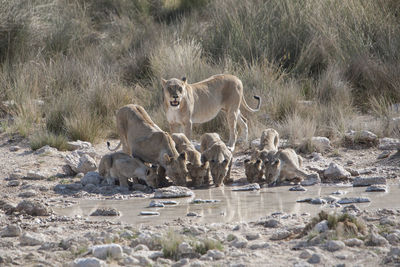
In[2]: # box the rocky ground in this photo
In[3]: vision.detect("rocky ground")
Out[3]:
[1,130,400,267]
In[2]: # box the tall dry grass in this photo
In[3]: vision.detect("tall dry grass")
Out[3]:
[1,0,400,148]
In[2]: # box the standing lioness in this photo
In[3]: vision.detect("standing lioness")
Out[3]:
[162,74,261,151]
[108,104,189,186]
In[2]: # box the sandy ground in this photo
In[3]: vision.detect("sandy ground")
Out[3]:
[0,132,400,267]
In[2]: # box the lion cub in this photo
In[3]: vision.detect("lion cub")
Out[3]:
[200,133,233,187]
[172,133,210,187]
[244,128,279,183]
[263,148,308,186]
[98,152,157,188]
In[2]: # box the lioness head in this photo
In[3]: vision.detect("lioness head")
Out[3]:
[244,159,264,183]
[161,77,187,109]
[187,161,210,187]
[163,152,189,186]
[144,165,159,188]
[264,158,281,185]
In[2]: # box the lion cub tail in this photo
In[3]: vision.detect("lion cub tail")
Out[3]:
[241,95,261,112]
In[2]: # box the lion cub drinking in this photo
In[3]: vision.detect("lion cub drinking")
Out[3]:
[161,74,261,151]
[200,133,233,187]
[108,104,189,186]
[98,152,157,188]
[264,148,309,186]
[172,133,210,187]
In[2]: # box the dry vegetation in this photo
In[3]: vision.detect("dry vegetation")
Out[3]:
[1,0,400,149]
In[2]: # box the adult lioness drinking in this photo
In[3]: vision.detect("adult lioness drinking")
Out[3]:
[108,104,189,186]
[161,74,261,151]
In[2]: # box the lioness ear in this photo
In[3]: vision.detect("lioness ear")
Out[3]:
[181,77,187,84]
[179,152,187,161]
[244,159,250,164]
[161,78,167,88]
[163,153,171,164]
[272,159,280,166]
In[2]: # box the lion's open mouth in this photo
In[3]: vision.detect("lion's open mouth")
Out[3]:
[170,100,180,107]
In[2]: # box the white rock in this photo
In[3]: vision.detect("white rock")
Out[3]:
[324,163,351,180]
[307,253,321,264]
[345,130,378,144]
[337,197,370,204]
[0,225,22,237]
[378,137,400,150]
[18,190,37,198]
[6,180,20,187]
[301,173,321,186]
[67,140,93,150]
[245,232,261,241]
[248,242,269,250]
[34,145,58,155]
[206,249,224,260]
[66,152,97,174]
[366,184,387,192]
[311,136,332,151]
[178,242,193,254]
[91,244,123,260]
[123,256,140,266]
[325,240,345,252]
[314,220,329,233]
[370,232,389,246]
[270,230,291,240]
[26,171,47,180]
[72,257,106,267]
[299,250,312,259]
[134,244,149,251]
[154,186,194,198]
[16,200,50,216]
[353,176,386,186]
[232,183,260,191]
[140,211,160,216]
[20,232,45,246]
[344,238,363,247]
[9,146,20,152]
[81,172,101,186]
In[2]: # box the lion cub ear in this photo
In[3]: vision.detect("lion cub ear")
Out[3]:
[179,152,187,161]
[161,78,167,87]
[181,77,187,84]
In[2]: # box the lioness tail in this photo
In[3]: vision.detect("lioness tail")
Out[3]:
[107,141,121,151]
[241,95,261,112]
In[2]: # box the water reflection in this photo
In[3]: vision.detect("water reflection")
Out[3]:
[55,184,400,225]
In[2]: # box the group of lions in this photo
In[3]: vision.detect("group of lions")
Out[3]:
[98,74,309,189]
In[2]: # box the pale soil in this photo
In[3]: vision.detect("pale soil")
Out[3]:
[0,132,400,267]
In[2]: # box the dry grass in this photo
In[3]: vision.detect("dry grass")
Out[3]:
[0,0,399,148]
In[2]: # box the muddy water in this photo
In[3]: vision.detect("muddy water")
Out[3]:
[55,184,400,225]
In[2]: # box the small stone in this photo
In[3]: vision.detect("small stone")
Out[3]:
[245,232,261,241]
[149,200,165,208]
[192,199,220,204]
[122,257,140,266]
[325,240,345,252]
[16,200,50,216]
[344,238,363,247]
[81,172,101,186]
[290,185,307,191]
[341,204,360,213]
[248,242,269,250]
[172,258,190,267]
[270,230,291,240]
[20,232,44,246]
[377,151,391,159]
[337,197,370,204]
[91,244,123,260]
[323,163,351,181]
[178,242,193,254]
[386,233,400,245]
[160,200,179,205]
[369,232,389,246]
[34,145,58,155]
[25,171,47,180]
[299,250,312,259]
[154,186,194,198]
[231,236,248,248]
[62,165,76,176]
[366,184,387,192]
[66,183,83,191]
[330,190,346,195]
[18,190,37,198]
[67,140,93,150]
[311,136,332,151]
[232,183,260,191]
[311,198,327,205]
[378,137,400,150]
[140,211,160,216]
[307,253,321,264]
[66,152,97,174]
[72,257,106,267]
[187,212,199,217]
[314,220,329,233]
[6,180,20,187]
[206,249,224,260]
[380,217,396,226]
[90,208,120,216]
[134,244,149,251]
[0,225,22,237]
[353,176,386,187]
[301,173,320,186]
[9,146,20,152]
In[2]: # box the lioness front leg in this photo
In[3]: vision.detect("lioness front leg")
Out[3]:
[227,111,239,151]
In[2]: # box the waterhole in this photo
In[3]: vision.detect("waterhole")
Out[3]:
[55,184,400,225]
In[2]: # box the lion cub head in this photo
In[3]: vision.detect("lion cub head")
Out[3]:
[161,77,187,109]
[244,158,264,183]
[188,161,210,187]
[163,152,189,186]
